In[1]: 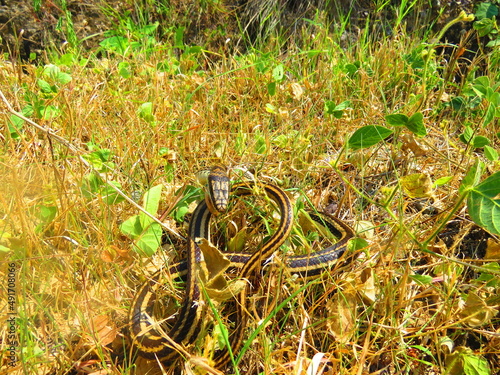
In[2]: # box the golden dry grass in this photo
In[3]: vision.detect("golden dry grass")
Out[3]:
[0,13,499,375]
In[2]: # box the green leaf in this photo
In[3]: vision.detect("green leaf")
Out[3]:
[96,148,111,162]
[118,62,131,78]
[471,76,490,98]
[8,114,25,138]
[265,103,277,114]
[41,63,71,85]
[88,156,105,171]
[385,113,408,126]
[410,274,433,285]
[460,126,474,144]
[140,22,159,35]
[56,71,72,85]
[42,64,61,80]
[174,203,189,222]
[434,176,453,186]
[9,115,24,130]
[139,184,162,228]
[101,181,125,205]
[186,45,202,54]
[385,112,426,136]
[324,101,336,114]
[488,91,500,106]
[134,222,162,256]
[451,96,467,111]
[37,79,55,93]
[57,53,76,66]
[41,105,61,120]
[137,102,155,123]
[99,36,128,54]
[235,132,247,155]
[267,81,276,96]
[34,204,58,233]
[472,136,490,148]
[477,263,500,287]
[35,204,57,222]
[463,352,490,375]
[272,64,284,82]
[483,102,496,127]
[254,52,271,73]
[347,125,393,150]
[325,100,351,118]
[344,62,360,77]
[22,105,34,117]
[120,215,142,239]
[80,173,103,199]
[486,38,500,47]
[467,171,500,235]
[255,134,267,154]
[459,160,485,195]
[333,100,351,111]
[143,186,163,213]
[475,2,498,20]
[473,18,495,36]
[171,185,202,223]
[174,26,185,49]
[406,112,427,136]
[273,134,289,148]
[484,145,499,161]
[350,237,369,251]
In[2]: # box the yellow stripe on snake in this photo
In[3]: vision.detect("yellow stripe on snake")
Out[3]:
[128,165,355,369]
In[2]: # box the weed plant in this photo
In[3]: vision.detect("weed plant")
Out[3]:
[0,1,499,374]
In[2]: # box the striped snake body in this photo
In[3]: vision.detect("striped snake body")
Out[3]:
[129,166,354,368]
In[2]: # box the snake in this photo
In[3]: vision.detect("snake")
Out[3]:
[128,165,355,368]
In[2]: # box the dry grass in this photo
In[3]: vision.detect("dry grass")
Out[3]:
[0,9,499,375]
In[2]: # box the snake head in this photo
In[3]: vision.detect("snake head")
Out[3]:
[205,165,230,215]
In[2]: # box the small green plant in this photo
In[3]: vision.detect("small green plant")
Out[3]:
[345,122,500,237]
[119,183,204,256]
[456,76,500,161]
[347,125,393,150]
[99,20,160,56]
[7,105,33,139]
[31,0,42,12]
[385,112,426,137]
[267,63,285,96]
[445,346,491,375]
[137,102,156,125]
[464,168,500,236]
[344,60,361,78]
[119,184,163,256]
[32,203,58,234]
[56,0,79,49]
[475,262,500,287]
[37,64,72,94]
[324,100,351,119]
[473,2,500,47]
[254,131,268,155]
[80,143,125,205]
[7,64,72,138]
[170,185,204,223]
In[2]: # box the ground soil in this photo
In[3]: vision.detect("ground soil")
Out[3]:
[0,0,479,62]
